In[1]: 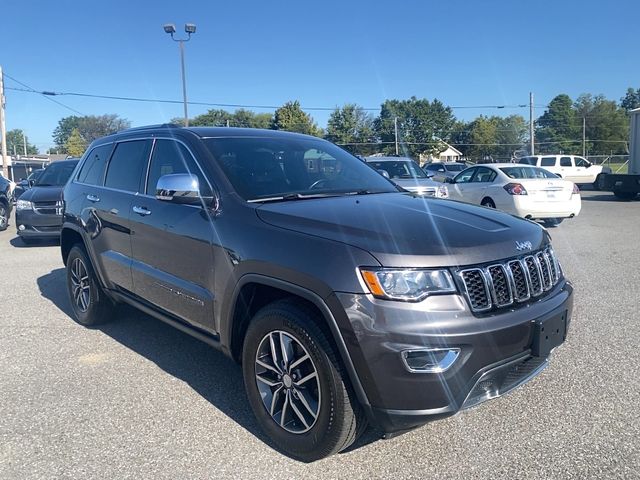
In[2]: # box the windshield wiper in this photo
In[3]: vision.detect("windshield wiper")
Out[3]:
[248,192,343,203]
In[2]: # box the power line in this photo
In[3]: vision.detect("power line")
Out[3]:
[4,78,529,112]
[3,74,84,115]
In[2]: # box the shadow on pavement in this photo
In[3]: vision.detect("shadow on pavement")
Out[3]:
[9,235,60,248]
[36,268,380,460]
[581,193,638,202]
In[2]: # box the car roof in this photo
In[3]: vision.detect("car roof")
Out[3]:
[474,163,539,168]
[49,159,79,165]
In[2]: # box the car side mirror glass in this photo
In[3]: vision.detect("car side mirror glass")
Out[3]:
[156,173,205,205]
[426,172,435,178]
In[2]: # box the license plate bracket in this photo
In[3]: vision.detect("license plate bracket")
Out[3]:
[532,311,567,357]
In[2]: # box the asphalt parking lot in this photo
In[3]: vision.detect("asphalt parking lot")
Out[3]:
[0,190,638,479]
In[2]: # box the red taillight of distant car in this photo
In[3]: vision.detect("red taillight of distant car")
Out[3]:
[503,183,528,195]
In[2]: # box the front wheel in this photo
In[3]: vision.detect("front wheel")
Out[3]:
[242,300,365,461]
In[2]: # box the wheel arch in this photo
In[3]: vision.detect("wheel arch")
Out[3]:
[225,274,371,410]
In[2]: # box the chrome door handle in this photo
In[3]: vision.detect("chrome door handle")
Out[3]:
[132,206,151,216]
[86,194,100,203]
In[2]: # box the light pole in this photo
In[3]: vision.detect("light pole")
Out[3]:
[163,23,196,127]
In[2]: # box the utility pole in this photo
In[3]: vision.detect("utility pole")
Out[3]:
[582,116,586,157]
[23,132,27,156]
[394,116,399,155]
[0,66,8,178]
[529,92,535,155]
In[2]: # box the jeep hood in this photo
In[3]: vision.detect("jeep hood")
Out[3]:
[255,193,548,268]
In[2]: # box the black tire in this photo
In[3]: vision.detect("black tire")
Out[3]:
[542,218,564,227]
[242,300,365,462]
[481,198,496,208]
[66,245,115,326]
[0,201,8,231]
[613,191,638,200]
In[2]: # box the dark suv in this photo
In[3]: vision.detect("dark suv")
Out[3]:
[61,125,573,461]
[0,174,13,231]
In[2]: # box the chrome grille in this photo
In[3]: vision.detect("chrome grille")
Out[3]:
[459,247,561,313]
[34,200,63,215]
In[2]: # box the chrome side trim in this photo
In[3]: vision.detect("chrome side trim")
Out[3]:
[400,348,461,374]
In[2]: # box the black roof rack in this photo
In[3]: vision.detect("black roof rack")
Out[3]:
[117,123,182,134]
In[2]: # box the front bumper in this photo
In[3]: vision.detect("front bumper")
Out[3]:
[16,209,63,239]
[334,280,573,433]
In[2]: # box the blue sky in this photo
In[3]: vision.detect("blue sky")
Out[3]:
[2,0,638,152]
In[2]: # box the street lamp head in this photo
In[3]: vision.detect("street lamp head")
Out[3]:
[163,23,176,34]
[185,23,197,34]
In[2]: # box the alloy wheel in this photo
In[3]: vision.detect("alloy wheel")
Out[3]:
[254,330,321,434]
[70,257,90,312]
[0,205,6,228]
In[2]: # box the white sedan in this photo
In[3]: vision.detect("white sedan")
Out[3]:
[445,163,581,226]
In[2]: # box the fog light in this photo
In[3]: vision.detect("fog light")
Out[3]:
[18,225,25,231]
[401,348,460,373]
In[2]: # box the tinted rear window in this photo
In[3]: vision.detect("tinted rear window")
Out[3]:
[445,164,466,171]
[77,144,113,185]
[104,140,150,192]
[541,157,556,167]
[500,167,558,179]
[518,157,537,165]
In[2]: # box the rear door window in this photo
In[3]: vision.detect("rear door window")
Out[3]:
[471,167,496,183]
[77,144,113,185]
[560,157,573,167]
[455,168,476,183]
[104,140,151,192]
[541,157,556,167]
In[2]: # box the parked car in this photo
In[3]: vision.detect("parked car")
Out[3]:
[61,126,573,461]
[445,163,581,227]
[0,174,13,231]
[363,156,449,197]
[518,155,610,188]
[13,169,45,200]
[423,162,468,182]
[16,159,79,243]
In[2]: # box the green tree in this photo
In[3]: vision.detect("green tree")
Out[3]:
[325,104,376,155]
[536,94,580,153]
[620,87,640,112]
[272,101,322,136]
[6,129,38,155]
[53,115,130,153]
[65,128,87,157]
[175,109,274,128]
[575,94,628,155]
[374,97,455,158]
[495,115,528,159]
[467,116,498,160]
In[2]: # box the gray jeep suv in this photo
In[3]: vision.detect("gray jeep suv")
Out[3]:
[61,125,573,461]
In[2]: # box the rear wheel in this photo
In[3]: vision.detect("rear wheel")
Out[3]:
[66,245,116,326]
[481,198,495,208]
[242,300,365,461]
[0,202,8,231]
[542,218,564,227]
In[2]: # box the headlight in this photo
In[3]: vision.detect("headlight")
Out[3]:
[16,199,33,211]
[360,268,456,301]
[436,185,449,198]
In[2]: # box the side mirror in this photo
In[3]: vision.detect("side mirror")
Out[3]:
[444,177,455,184]
[156,173,204,205]
[425,172,435,179]
[28,179,35,187]
[378,169,390,179]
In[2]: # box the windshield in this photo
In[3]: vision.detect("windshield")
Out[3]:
[35,161,78,186]
[203,137,398,201]
[367,160,427,179]
[445,164,466,172]
[500,166,559,179]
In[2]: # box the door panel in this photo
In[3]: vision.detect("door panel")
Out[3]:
[129,139,216,331]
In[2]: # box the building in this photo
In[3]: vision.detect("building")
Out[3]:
[420,142,464,165]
